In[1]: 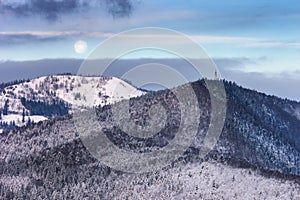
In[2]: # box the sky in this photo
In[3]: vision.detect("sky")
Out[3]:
[0,0,300,100]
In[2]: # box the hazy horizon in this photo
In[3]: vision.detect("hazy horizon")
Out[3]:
[0,57,299,101]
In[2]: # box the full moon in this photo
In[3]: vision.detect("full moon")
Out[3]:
[74,40,88,54]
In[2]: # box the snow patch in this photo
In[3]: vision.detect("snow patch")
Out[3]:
[1,114,47,127]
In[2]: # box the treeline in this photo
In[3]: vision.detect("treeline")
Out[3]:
[21,97,69,117]
[0,79,30,93]
[0,121,17,132]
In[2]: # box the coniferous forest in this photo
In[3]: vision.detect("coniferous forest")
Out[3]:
[0,79,299,199]
[20,97,69,117]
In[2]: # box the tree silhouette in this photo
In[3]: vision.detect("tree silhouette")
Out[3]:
[22,108,26,123]
[3,99,9,115]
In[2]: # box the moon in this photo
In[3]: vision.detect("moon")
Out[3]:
[74,40,88,54]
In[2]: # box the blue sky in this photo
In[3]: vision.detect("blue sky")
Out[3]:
[0,0,300,100]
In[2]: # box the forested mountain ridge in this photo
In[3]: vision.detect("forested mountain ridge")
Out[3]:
[216,81,300,175]
[0,79,299,199]
[95,79,300,176]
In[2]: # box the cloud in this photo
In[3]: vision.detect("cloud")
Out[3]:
[222,69,300,101]
[0,31,110,37]
[214,57,258,70]
[191,35,256,44]
[0,32,65,45]
[2,31,299,51]
[0,57,252,81]
[105,0,133,18]
[0,59,81,82]
[0,0,134,21]
[244,41,300,48]
[0,0,82,21]
[0,31,258,46]
[0,31,111,45]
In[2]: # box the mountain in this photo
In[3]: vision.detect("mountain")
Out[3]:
[0,79,300,199]
[0,75,143,132]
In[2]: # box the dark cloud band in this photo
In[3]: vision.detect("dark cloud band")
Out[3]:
[0,0,134,21]
[0,58,298,101]
[105,0,133,18]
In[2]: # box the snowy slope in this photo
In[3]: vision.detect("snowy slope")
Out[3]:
[1,80,300,198]
[104,161,300,199]
[0,75,144,130]
[0,114,47,127]
[1,115,299,199]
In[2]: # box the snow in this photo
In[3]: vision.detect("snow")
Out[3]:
[105,161,300,199]
[0,175,30,194]
[1,114,24,125]
[0,75,144,128]
[0,75,143,114]
[65,76,143,107]
[28,115,48,123]
[0,114,47,127]
[0,111,299,199]
[103,77,143,104]
[293,107,300,120]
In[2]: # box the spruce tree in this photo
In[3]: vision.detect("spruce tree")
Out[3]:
[22,108,26,123]
[3,99,9,115]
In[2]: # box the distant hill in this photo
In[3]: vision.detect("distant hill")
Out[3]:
[0,75,143,132]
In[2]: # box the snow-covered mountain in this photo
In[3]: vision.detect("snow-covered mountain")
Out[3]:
[0,75,143,132]
[0,79,300,199]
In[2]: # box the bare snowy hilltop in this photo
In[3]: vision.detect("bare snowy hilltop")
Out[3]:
[0,77,300,199]
[0,75,143,133]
